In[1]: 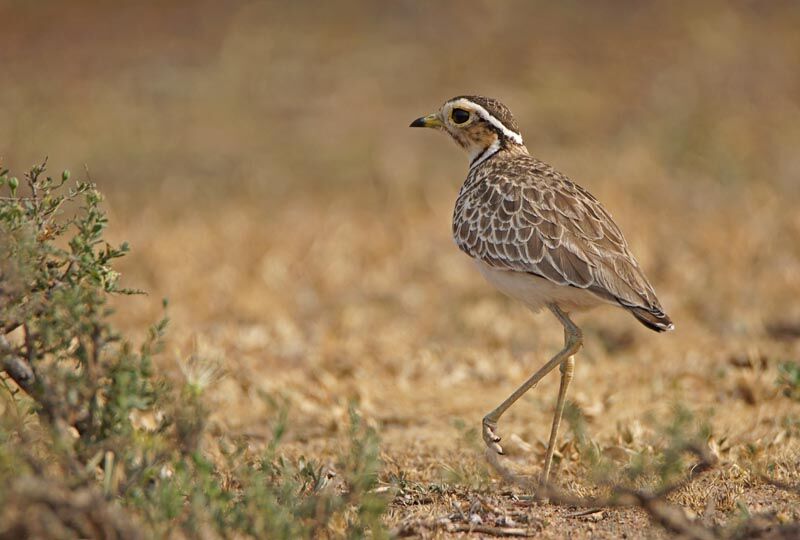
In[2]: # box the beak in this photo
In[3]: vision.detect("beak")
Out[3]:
[410,113,442,128]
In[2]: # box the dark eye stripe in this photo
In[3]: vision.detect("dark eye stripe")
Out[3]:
[452,108,470,124]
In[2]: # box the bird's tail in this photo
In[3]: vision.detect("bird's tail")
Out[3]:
[627,305,675,332]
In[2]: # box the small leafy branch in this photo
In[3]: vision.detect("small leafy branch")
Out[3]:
[0,159,148,448]
[0,161,389,539]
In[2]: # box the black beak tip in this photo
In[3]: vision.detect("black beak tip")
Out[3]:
[409,117,427,128]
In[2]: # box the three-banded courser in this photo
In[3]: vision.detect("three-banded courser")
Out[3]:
[411,95,673,488]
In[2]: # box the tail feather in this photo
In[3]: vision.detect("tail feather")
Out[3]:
[627,305,675,333]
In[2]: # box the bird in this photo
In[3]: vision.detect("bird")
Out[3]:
[410,95,673,489]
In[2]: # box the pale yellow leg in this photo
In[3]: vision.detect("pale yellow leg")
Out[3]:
[540,353,575,488]
[481,304,583,473]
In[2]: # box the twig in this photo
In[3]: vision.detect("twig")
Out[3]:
[393,517,538,538]
[447,523,535,537]
[1,336,36,393]
[565,507,604,518]
[2,320,22,335]
[22,323,35,365]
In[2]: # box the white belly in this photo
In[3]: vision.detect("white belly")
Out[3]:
[475,260,610,313]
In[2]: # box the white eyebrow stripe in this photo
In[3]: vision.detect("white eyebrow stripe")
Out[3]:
[450,98,524,145]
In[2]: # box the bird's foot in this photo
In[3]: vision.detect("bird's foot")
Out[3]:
[482,416,504,454]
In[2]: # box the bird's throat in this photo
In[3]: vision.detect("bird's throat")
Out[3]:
[470,138,502,169]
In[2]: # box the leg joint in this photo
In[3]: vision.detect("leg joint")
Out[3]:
[566,328,583,355]
[549,303,583,355]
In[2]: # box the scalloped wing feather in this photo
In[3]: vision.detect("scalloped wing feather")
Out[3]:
[453,155,673,331]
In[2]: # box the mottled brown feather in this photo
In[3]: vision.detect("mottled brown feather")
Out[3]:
[453,152,672,330]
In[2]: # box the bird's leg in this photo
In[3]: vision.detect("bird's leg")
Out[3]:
[482,304,583,456]
[540,352,575,488]
[540,309,581,487]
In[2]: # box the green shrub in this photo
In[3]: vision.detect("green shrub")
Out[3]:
[0,161,388,539]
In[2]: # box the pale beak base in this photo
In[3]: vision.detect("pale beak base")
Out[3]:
[409,113,442,128]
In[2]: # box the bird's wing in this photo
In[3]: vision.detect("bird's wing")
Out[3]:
[453,156,672,329]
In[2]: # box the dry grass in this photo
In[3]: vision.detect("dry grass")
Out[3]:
[3,1,800,537]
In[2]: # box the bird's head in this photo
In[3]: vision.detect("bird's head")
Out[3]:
[410,95,527,167]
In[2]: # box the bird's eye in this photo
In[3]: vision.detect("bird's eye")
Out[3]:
[451,108,471,125]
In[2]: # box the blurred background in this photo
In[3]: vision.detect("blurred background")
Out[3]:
[2,0,799,460]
